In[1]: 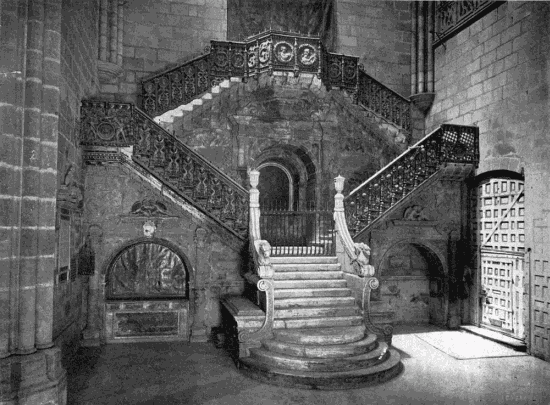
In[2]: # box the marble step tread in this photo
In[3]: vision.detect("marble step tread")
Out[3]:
[264,333,377,358]
[238,348,403,390]
[249,342,389,372]
[273,271,343,280]
[275,306,359,319]
[270,256,338,265]
[273,325,366,345]
[274,297,356,309]
[273,315,363,329]
[274,288,351,298]
[274,279,347,289]
[273,263,341,272]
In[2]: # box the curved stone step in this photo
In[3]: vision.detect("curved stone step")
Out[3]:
[239,348,403,390]
[275,306,359,319]
[274,288,351,298]
[273,325,366,345]
[263,333,377,358]
[273,271,343,280]
[274,296,356,309]
[273,263,341,272]
[273,315,363,329]
[274,279,347,289]
[249,342,389,372]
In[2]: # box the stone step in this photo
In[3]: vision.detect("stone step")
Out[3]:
[275,306,359,319]
[270,256,338,265]
[273,325,366,345]
[273,315,363,329]
[274,279,347,289]
[274,288,351,298]
[239,348,403,390]
[263,333,377,358]
[273,271,343,280]
[274,297,356,309]
[249,342,389,372]
[273,263,341,272]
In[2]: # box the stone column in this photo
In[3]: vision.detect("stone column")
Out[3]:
[97,0,123,83]
[0,1,66,403]
[410,1,435,115]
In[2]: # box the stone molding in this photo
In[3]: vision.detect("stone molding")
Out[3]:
[97,59,123,83]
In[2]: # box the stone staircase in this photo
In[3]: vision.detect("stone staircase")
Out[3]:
[238,256,403,389]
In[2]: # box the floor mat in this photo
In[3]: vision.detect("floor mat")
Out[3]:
[414,330,528,360]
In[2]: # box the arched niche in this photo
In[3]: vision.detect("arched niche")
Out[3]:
[377,240,447,327]
[102,238,192,343]
[257,162,294,210]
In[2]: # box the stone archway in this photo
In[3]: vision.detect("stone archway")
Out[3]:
[377,241,446,326]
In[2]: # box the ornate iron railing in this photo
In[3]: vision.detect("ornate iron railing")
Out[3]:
[80,100,249,238]
[435,1,503,47]
[259,201,335,257]
[344,124,479,235]
[139,30,409,132]
[356,70,411,132]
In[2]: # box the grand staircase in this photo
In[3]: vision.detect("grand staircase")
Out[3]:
[81,30,480,390]
[238,256,402,389]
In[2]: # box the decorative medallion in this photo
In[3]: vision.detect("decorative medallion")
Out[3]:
[232,52,245,68]
[214,52,228,68]
[298,45,316,66]
[96,122,116,141]
[274,41,293,63]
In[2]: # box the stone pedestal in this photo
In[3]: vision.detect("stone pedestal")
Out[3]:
[0,348,66,405]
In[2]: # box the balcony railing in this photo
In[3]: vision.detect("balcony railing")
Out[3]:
[139,30,410,132]
[344,124,479,236]
[80,100,249,238]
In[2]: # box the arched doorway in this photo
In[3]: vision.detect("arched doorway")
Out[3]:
[378,242,446,326]
[257,163,294,210]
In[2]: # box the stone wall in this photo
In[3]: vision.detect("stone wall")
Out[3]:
[82,163,245,343]
[102,0,227,102]
[170,73,408,199]
[335,0,411,97]
[425,2,550,359]
[54,0,101,360]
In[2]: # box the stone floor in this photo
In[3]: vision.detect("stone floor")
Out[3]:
[67,325,550,405]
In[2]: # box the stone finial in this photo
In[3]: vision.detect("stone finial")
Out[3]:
[249,169,260,189]
[334,175,345,194]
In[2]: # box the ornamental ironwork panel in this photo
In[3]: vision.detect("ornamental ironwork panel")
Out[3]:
[435,1,503,46]
[344,124,479,235]
[80,101,249,238]
[356,70,411,132]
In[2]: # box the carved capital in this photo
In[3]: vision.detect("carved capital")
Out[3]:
[97,59,123,83]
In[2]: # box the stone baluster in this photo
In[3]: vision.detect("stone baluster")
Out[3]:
[333,175,393,344]
[239,170,274,343]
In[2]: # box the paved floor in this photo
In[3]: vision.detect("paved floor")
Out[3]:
[67,325,550,405]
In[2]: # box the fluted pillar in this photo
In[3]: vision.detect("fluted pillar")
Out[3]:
[97,0,123,82]
[410,1,435,115]
[0,1,66,403]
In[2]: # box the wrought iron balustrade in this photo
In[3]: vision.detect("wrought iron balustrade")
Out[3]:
[80,100,249,238]
[344,124,479,235]
[139,30,409,132]
[259,201,335,257]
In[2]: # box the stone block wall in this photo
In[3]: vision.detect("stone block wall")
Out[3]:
[335,0,412,97]
[102,0,228,102]
[426,2,550,359]
[82,164,245,343]
[53,0,101,361]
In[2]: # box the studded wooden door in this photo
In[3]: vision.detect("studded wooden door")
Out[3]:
[474,178,525,338]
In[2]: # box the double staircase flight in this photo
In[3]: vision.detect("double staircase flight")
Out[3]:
[79,29,479,390]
